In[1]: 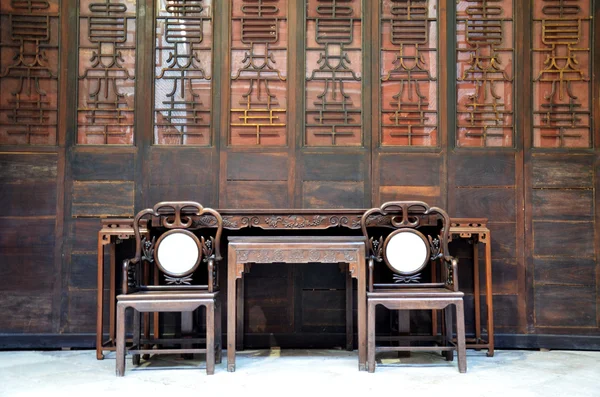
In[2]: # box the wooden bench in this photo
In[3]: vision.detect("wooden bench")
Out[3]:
[227,236,367,372]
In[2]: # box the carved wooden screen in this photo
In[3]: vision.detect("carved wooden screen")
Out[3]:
[154,0,213,145]
[380,0,438,147]
[532,0,591,148]
[229,0,288,146]
[305,0,362,147]
[0,0,60,145]
[77,0,136,144]
[456,0,514,147]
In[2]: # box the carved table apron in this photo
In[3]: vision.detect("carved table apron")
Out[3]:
[227,236,367,372]
[96,210,494,359]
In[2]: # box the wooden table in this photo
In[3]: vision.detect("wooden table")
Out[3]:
[96,210,494,359]
[227,236,367,372]
[450,218,494,356]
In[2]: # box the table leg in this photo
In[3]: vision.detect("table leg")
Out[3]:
[346,267,353,351]
[227,250,237,372]
[356,254,366,371]
[96,235,105,360]
[236,274,244,350]
[473,240,481,346]
[109,243,117,347]
[485,231,495,357]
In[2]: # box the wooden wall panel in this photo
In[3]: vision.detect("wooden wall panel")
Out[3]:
[0,152,57,335]
[0,0,598,348]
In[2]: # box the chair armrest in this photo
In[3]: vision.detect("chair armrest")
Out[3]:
[444,257,459,292]
[121,258,139,295]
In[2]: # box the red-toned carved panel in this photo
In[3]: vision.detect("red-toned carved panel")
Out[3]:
[154,0,213,145]
[532,0,591,148]
[77,0,136,145]
[229,0,288,146]
[305,0,362,147]
[380,0,438,147]
[0,0,60,145]
[456,0,514,148]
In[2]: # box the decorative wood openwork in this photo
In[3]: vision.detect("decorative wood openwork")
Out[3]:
[533,0,591,148]
[456,0,514,147]
[305,0,362,146]
[380,0,438,147]
[154,0,213,145]
[77,0,136,144]
[229,0,287,146]
[0,0,59,145]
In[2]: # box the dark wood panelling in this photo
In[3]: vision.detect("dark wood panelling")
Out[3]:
[0,181,57,216]
[65,290,96,333]
[72,182,134,217]
[379,154,442,186]
[72,151,135,181]
[69,254,97,290]
[0,292,53,333]
[490,260,519,295]
[489,222,517,259]
[0,154,58,182]
[148,185,214,209]
[534,258,596,286]
[535,285,596,327]
[379,186,442,207]
[453,188,516,222]
[72,219,102,252]
[227,153,288,181]
[532,155,594,188]
[302,154,365,182]
[490,295,521,328]
[453,153,515,187]
[533,222,595,257]
[532,189,593,221]
[226,182,289,209]
[302,290,345,327]
[0,218,55,248]
[302,182,364,209]
[301,263,346,289]
[149,149,214,186]
[0,251,55,291]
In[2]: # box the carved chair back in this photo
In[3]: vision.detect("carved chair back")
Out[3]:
[360,201,458,292]
[125,201,223,294]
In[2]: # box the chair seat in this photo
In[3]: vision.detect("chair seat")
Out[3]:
[117,290,218,302]
[368,288,464,299]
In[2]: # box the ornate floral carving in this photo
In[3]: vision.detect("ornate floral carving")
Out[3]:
[141,236,156,263]
[393,273,421,284]
[165,275,193,285]
[308,250,321,262]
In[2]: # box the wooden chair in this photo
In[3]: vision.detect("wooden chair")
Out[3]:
[116,201,223,376]
[361,201,466,373]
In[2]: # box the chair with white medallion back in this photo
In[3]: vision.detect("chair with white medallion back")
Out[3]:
[361,201,466,373]
[116,201,223,376]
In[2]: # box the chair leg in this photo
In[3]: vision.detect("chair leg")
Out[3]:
[367,300,376,373]
[132,309,140,366]
[455,300,467,373]
[116,302,127,377]
[444,305,454,362]
[215,297,222,364]
[205,302,215,375]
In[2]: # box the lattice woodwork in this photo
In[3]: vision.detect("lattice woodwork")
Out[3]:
[533,0,591,148]
[229,0,288,146]
[456,0,514,148]
[77,0,136,145]
[305,0,362,146]
[154,0,213,145]
[380,0,438,147]
[0,0,60,145]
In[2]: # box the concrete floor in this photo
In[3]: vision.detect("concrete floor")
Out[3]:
[0,349,598,397]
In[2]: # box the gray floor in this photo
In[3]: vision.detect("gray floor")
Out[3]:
[0,349,599,397]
